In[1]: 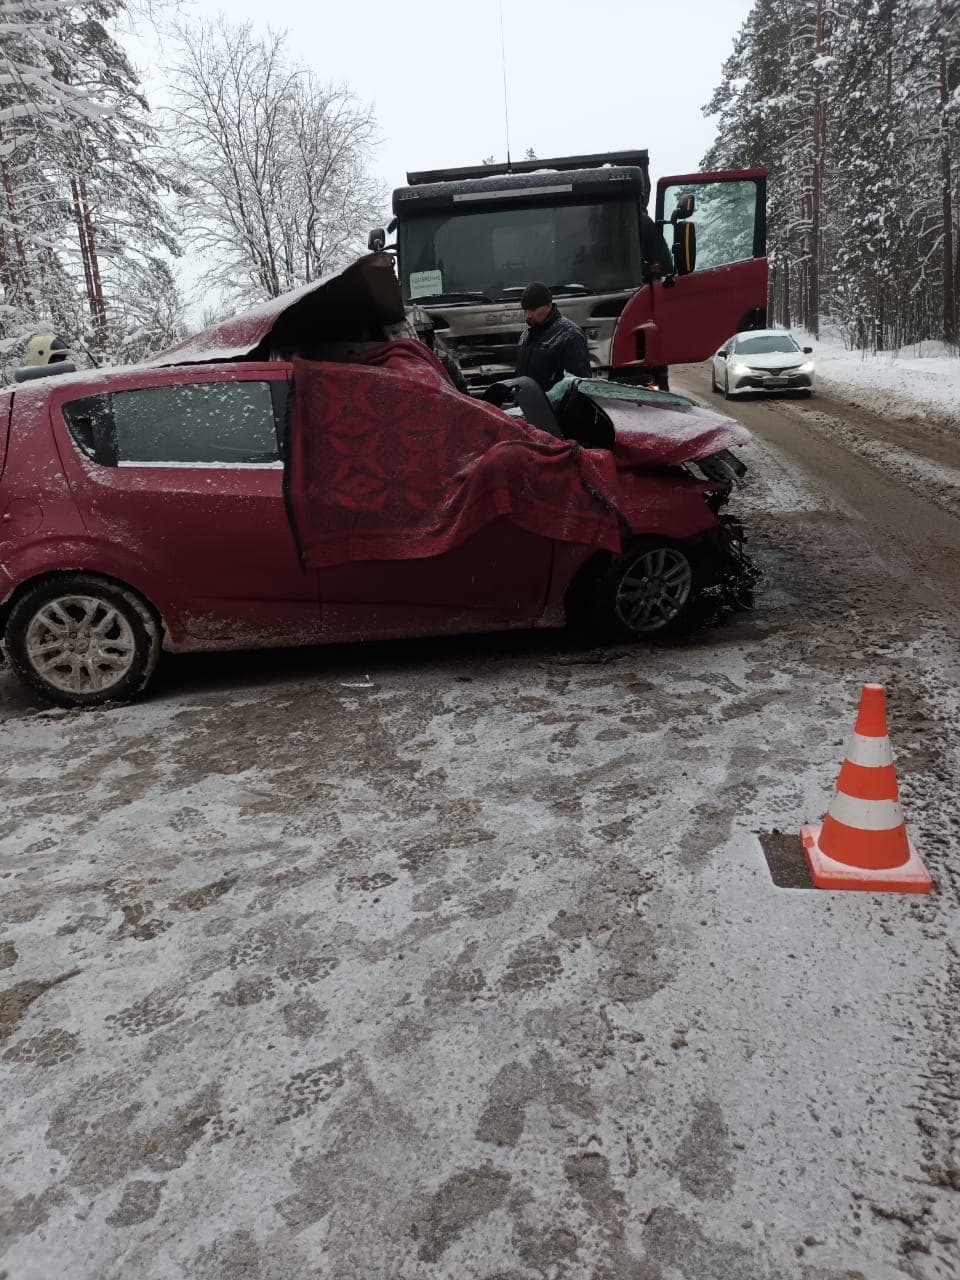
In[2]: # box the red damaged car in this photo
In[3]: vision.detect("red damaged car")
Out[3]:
[0,254,756,708]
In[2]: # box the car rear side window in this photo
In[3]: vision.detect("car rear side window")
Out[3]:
[61,393,114,464]
[62,380,280,466]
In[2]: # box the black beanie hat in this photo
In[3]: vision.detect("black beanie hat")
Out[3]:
[521,281,552,309]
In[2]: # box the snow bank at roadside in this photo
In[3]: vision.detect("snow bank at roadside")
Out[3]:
[798,332,960,427]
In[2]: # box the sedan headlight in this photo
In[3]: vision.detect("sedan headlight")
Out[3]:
[731,362,750,376]
[797,360,815,374]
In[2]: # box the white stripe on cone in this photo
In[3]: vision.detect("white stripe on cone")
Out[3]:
[844,731,894,769]
[827,793,904,831]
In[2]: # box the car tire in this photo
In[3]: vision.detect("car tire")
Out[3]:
[596,538,705,642]
[3,574,161,708]
[723,373,733,400]
[710,368,719,393]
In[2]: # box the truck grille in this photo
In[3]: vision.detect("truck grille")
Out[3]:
[444,331,524,391]
[451,332,522,363]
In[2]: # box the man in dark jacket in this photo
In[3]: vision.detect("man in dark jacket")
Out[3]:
[515,282,592,391]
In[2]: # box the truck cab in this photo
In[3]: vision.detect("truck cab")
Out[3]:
[381,150,767,393]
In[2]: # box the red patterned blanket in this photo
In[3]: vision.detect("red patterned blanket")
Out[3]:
[285,342,626,568]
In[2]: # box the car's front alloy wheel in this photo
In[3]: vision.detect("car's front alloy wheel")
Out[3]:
[4,575,160,707]
[599,539,702,641]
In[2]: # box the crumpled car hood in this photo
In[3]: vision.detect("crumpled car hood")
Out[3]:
[142,253,407,367]
[549,376,750,465]
[606,399,750,466]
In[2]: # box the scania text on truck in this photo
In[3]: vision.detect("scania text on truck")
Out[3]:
[370,150,767,392]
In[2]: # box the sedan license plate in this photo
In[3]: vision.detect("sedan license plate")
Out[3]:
[765,377,788,387]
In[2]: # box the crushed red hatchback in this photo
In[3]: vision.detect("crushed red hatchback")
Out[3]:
[0,254,757,708]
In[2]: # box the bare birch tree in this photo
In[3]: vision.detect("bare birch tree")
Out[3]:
[168,19,384,309]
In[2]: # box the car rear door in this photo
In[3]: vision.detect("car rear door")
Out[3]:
[51,365,320,646]
[315,518,555,640]
[612,169,767,371]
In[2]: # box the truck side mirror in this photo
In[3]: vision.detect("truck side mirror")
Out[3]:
[673,220,697,275]
[672,193,695,222]
[368,228,386,252]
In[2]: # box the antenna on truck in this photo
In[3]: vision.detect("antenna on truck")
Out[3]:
[499,0,512,165]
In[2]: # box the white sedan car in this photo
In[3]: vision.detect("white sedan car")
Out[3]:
[711,329,815,398]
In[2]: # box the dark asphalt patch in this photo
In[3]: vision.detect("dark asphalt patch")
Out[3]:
[757,828,815,888]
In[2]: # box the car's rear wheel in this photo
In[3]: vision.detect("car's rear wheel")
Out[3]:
[597,538,704,641]
[3,574,161,708]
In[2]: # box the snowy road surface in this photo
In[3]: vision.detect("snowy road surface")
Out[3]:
[2,368,959,1279]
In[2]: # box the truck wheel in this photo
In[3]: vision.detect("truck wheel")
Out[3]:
[597,538,704,641]
[4,574,161,708]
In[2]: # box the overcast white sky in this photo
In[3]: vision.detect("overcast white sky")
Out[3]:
[142,0,754,199]
[129,0,755,312]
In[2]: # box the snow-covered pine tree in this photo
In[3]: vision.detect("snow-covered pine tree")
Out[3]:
[933,0,958,345]
[825,0,958,349]
[0,0,89,356]
[702,0,822,333]
[0,0,183,366]
[704,0,959,350]
[48,0,184,360]
[827,0,910,349]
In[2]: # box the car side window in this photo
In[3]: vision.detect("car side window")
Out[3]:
[62,380,281,467]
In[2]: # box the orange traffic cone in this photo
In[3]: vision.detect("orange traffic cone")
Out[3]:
[800,684,932,893]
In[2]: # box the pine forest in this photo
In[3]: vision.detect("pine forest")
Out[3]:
[705,0,959,351]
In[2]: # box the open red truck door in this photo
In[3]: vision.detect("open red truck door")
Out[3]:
[611,169,767,376]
